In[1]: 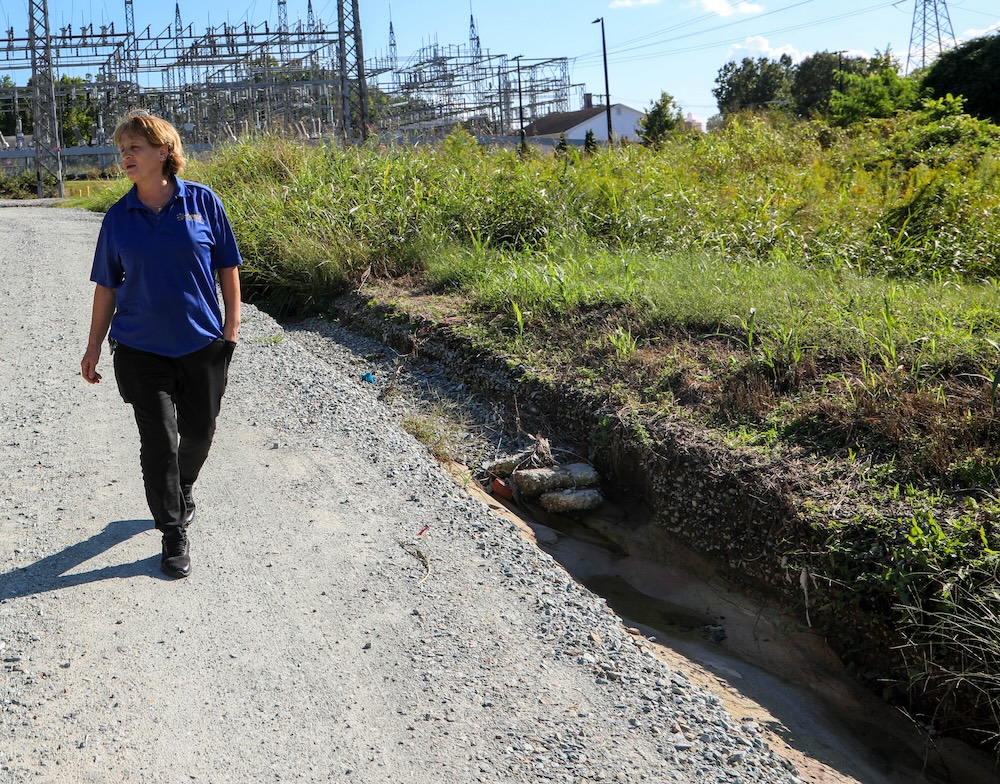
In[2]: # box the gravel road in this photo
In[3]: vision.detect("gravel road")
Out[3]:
[1,205,804,783]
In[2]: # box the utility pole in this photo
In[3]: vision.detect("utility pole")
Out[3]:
[906,0,955,73]
[592,17,612,144]
[513,55,525,145]
[832,50,847,99]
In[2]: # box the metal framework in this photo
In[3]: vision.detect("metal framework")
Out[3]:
[366,42,574,135]
[27,0,62,196]
[337,0,368,137]
[907,0,956,72]
[2,0,367,153]
[1,2,578,190]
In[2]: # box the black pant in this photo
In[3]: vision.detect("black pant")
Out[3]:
[113,339,234,530]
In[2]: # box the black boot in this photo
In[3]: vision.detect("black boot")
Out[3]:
[161,527,191,579]
[182,483,196,525]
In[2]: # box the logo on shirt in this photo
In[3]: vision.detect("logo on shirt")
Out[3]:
[178,213,204,223]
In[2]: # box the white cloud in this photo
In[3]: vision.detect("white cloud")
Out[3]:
[961,23,1000,40]
[699,0,763,17]
[609,0,661,7]
[728,34,804,63]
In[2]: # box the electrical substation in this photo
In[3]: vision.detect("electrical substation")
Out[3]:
[0,0,578,195]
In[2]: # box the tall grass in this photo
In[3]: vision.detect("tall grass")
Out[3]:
[178,118,1000,373]
[79,116,1000,483]
[79,108,1000,752]
[81,115,1000,444]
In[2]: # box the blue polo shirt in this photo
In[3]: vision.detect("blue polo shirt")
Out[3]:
[90,178,243,358]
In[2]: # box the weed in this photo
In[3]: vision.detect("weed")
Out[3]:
[608,325,638,361]
[73,116,1000,754]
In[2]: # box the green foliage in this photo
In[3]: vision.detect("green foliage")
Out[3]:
[790,51,868,116]
[555,132,569,157]
[0,75,25,136]
[887,95,1000,168]
[77,109,1000,330]
[0,169,48,198]
[74,111,1000,752]
[713,54,793,115]
[80,176,130,210]
[816,507,1000,744]
[78,111,1000,326]
[57,75,98,145]
[0,74,96,141]
[584,129,598,155]
[829,51,922,126]
[608,325,638,360]
[638,91,684,146]
[923,34,1000,125]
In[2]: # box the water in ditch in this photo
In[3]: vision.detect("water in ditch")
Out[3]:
[470,484,998,784]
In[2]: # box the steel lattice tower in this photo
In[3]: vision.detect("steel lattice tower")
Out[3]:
[907,0,956,72]
[27,0,63,197]
[277,0,291,64]
[336,0,368,139]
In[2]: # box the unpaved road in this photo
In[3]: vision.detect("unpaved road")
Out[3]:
[1,205,805,783]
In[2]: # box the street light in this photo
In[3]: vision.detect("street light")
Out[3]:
[592,17,612,144]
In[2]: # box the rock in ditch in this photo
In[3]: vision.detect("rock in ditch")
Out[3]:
[482,449,535,478]
[539,488,604,512]
[512,463,600,497]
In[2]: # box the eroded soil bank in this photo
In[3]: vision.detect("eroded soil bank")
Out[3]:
[478,487,998,784]
[306,289,1000,784]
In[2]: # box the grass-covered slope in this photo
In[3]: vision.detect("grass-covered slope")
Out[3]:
[85,107,1000,753]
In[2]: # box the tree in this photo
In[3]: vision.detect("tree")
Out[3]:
[584,128,597,155]
[638,91,684,146]
[705,113,725,132]
[828,51,921,126]
[56,75,98,146]
[365,83,393,123]
[0,75,18,137]
[712,54,793,115]
[923,35,1000,125]
[555,132,569,157]
[790,51,867,117]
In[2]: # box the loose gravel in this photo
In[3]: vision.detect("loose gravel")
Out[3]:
[0,205,804,783]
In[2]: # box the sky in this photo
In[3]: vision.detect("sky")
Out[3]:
[2,0,999,127]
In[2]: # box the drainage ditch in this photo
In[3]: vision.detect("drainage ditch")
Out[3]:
[466,481,998,784]
[286,307,999,784]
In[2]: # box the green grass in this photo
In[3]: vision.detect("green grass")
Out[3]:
[77,110,1000,753]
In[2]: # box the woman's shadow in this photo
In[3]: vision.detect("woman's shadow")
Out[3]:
[0,519,168,602]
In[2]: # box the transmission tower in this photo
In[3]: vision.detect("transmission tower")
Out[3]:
[277,0,291,64]
[27,0,63,197]
[907,0,955,72]
[336,0,368,139]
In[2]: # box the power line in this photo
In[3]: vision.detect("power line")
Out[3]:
[614,0,824,56]
[574,1,900,68]
[573,0,825,63]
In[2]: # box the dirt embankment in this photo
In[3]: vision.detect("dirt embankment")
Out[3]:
[318,287,1000,780]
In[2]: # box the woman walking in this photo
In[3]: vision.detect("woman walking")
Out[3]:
[81,110,242,579]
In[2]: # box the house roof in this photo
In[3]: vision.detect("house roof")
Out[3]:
[523,105,610,137]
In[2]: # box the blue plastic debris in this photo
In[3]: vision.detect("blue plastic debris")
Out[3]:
[361,372,375,384]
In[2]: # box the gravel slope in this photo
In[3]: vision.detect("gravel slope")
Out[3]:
[0,205,803,783]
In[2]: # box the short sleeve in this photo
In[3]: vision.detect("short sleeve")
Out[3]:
[205,190,243,270]
[90,212,124,288]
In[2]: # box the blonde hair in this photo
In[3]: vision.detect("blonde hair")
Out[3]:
[113,110,187,177]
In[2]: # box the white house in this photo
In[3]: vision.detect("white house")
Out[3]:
[523,94,644,143]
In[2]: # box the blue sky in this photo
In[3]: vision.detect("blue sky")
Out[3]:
[3,0,999,126]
